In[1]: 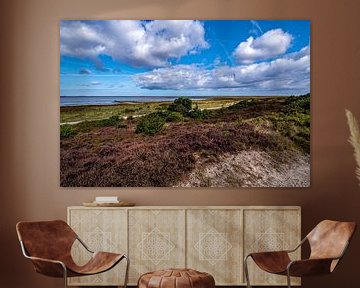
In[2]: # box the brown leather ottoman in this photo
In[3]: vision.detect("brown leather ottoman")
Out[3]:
[138,268,215,288]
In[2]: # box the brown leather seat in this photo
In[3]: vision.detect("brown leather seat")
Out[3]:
[16,220,129,288]
[244,220,356,288]
[138,268,215,288]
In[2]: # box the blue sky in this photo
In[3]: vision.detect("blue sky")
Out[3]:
[60,20,310,97]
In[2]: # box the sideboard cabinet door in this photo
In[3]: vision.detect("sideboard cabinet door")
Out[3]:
[187,209,243,285]
[243,208,301,286]
[68,208,127,286]
[128,209,186,284]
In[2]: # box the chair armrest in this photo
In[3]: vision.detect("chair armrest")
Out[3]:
[19,241,67,277]
[287,258,336,277]
[26,255,67,278]
[26,255,65,265]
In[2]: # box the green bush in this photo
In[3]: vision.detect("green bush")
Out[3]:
[136,113,166,136]
[285,94,310,114]
[255,112,310,153]
[96,115,122,127]
[60,124,76,138]
[124,108,137,113]
[229,98,258,110]
[188,108,210,119]
[74,116,123,133]
[168,97,192,115]
[166,112,184,122]
[76,120,94,132]
[235,118,244,126]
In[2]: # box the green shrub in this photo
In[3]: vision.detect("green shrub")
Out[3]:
[188,107,210,120]
[136,113,166,136]
[74,116,123,133]
[255,112,310,153]
[168,97,192,115]
[235,118,244,126]
[124,108,137,113]
[229,98,258,110]
[96,115,122,127]
[76,120,94,132]
[285,94,310,114]
[166,112,184,122]
[60,124,76,138]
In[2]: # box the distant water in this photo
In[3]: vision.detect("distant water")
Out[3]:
[60,96,211,107]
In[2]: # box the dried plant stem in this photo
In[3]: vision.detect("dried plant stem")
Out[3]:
[346,109,360,186]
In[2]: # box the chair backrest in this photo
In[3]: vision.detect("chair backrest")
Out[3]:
[16,220,77,261]
[307,220,356,261]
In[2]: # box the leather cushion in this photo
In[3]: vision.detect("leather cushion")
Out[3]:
[138,269,215,288]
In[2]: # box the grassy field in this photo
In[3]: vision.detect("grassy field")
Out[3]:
[60,97,252,123]
[60,95,310,187]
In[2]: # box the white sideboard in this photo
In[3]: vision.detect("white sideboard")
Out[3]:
[67,206,301,286]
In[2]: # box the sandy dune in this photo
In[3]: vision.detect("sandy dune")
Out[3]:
[177,150,310,187]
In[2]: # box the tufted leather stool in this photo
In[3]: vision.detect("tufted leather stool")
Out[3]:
[138,268,215,288]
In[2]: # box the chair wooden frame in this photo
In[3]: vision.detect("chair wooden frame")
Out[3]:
[16,220,129,288]
[243,220,356,288]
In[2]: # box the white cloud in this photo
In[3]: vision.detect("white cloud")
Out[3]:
[60,21,109,58]
[135,64,212,90]
[232,29,293,64]
[134,45,310,93]
[60,20,208,68]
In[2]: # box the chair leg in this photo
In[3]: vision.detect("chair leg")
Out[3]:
[286,269,291,288]
[123,255,130,288]
[62,265,68,288]
[244,255,252,288]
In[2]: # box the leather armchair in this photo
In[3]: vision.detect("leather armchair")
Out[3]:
[244,220,356,288]
[16,220,129,288]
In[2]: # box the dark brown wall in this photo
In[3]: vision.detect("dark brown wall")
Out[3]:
[1,0,360,287]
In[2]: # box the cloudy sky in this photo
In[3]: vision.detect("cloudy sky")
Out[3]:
[60,20,310,97]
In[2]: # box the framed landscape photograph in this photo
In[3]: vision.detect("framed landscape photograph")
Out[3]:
[60,20,310,187]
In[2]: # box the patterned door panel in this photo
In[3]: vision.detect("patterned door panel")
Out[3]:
[128,209,186,284]
[68,209,127,286]
[244,209,301,286]
[187,209,243,285]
